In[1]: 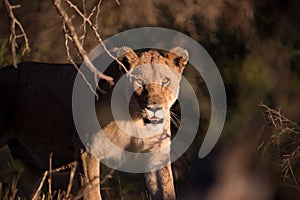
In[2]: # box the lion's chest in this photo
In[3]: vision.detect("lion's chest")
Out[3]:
[89,120,171,160]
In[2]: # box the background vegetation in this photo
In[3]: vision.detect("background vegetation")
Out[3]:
[0,0,299,199]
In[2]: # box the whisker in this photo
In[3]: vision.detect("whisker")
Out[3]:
[170,111,181,128]
[170,117,179,128]
[171,111,180,122]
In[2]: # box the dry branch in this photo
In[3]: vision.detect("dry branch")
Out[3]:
[52,0,137,98]
[32,171,48,200]
[48,153,53,200]
[53,0,114,86]
[4,0,30,68]
[63,0,131,75]
[65,162,78,199]
[63,21,99,98]
[258,103,300,190]
[32,161,78,200]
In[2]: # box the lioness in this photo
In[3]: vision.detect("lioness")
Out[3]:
[0,47,188,200]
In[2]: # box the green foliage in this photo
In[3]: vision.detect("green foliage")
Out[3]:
[0,39,31,68]
[240,54,275,94]
[0,39,13,68]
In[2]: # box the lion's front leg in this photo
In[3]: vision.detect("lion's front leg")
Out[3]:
[145,164,175,200]
[80,150,102,200]
[144,132,176,200]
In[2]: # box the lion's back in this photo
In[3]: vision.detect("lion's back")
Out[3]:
[0,62,78,169]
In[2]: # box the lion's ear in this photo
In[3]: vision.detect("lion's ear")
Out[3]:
[113,46,139,71]
[166,47,189,74]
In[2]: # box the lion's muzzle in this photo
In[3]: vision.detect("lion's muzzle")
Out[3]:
[143,104,165,125]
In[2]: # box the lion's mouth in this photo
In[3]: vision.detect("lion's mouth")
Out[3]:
[143,117,164,125]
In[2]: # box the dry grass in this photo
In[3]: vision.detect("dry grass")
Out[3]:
[258,103,300,190]
[0,157,100,200]
[0,155,150,200]
[31,159,78,200]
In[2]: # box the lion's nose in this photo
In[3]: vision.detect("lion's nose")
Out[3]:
[146,104,162,113]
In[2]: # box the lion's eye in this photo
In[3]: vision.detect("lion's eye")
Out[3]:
[162,77,171,86]
[135,78,144,87]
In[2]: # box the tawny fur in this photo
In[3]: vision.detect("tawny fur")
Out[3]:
[0,47,188,200]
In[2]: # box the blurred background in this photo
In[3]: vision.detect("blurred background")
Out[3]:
[0,0,300,199]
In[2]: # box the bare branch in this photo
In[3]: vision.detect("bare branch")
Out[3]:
[65,162,78,199]
[32,161,78,200]
[63,0,132,76]
[79,0,87,45]
[114,0,121,6]
[32,171,48,200]
[47,153,53,200]
[4,0,30,68]
[63,21,99,99]
[95,0,103,29]
[53,0,136,97]
[258,103,300,190]
[259,103,300,134]
[53,0,114,86]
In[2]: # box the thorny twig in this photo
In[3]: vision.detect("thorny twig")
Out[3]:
[63,0,132,76]
[280,149,300,189]
[259,103,300,133]
[258,103,300,190]
[53,0,114,90]
[63,21,99,98]
[4,0,30,68]
[53,0,134,97]
[95,0,103,30]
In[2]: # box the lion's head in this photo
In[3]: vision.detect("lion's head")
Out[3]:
[115,47,189,130]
